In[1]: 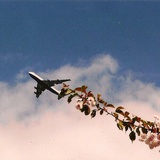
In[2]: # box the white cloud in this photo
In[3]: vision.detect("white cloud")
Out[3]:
[0,54,160,159]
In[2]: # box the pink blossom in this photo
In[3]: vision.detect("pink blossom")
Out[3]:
[139,138,144,142]
[145,139,150,145]
[76,104,81,110]
[147,133,155,142]
[141,133,147,139]
[75,99,83,110]
[155,140,160,147]
[152,140,160,147]
[149,143,155,149]
[157,134,160,140]
[139,133,147,142]
[139,131,160,149]
[87,97,96,107]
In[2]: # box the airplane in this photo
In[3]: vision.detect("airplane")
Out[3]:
[29,71,71,98]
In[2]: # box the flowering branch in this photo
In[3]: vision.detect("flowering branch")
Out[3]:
[59,84,160,149]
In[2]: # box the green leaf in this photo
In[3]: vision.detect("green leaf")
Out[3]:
[147,121,154,128]
[129,131,136,142]
[115,107,124,116]
[81,105,90,115]
[100,109,104,115]
[67,93,78,103]
[128,125,133,132]
[87,91,94,97]
[67,95,73,103]
[113,113,119,120]
[123,122,132,132]
[97,94,101,100]
[75,85,88,93]
[136,127,140,136]
[91,110,96,118]
[117,121,124,130]
[141,127,148,134]
[107,104,115,108]
[116,106,124,110]
[97,94,106,105]
[103,101,107,107]
[132,116,141,123]
[124,111,130,117]
[125,125,128,132]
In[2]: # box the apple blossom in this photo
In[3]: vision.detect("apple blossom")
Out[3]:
[157,134,160,140]
[75,99,83,110]
[87,96,96,107]
[148,133,155,142]
[141,133,147,139]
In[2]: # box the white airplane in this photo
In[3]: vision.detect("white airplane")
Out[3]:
[29,71,71,98]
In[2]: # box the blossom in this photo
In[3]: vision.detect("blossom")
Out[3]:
[87,97,96,106]
[157,134,160,140]
[139,132,160,149]
[148,133,155,142]
[149,143,155,149]
[141,133,147,139]
[75,99,83,110]
[139,133,147,142]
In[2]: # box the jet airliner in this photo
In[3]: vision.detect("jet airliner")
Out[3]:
[29,72,71,98]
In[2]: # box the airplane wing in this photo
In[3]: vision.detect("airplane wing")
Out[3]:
[34,84,45,98]
[34,83,61,98]
[48,86,60,95]
[43,79,71,86]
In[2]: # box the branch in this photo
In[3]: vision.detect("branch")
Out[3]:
[59,84,160,150]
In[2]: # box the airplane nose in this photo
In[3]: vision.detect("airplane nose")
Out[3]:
[28,71,43,81]
[29,72,34,76]
[29,72,34,78]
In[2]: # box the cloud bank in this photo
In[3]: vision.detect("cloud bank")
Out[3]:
[0,54,160,159]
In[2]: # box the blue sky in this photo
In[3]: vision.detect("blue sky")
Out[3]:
[0,2,160,84]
